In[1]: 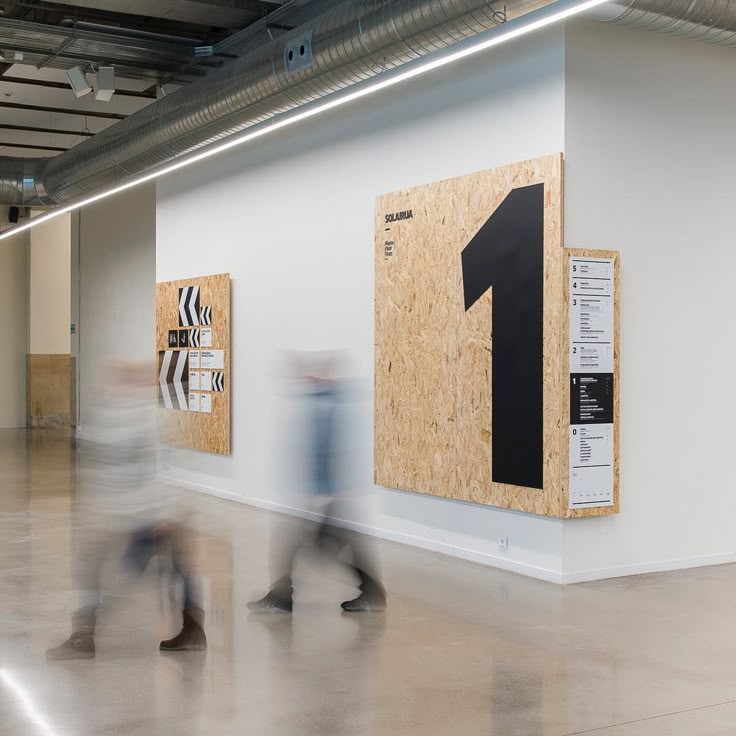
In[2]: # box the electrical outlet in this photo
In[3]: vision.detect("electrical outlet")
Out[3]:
[499,536,509,552]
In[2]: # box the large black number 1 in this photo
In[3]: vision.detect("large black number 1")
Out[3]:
[460,184,544,490]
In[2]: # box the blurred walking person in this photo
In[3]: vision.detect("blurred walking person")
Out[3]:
[248,351,386,614]
[46,361,206,660]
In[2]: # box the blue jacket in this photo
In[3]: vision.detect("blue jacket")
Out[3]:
[310,380,340,495]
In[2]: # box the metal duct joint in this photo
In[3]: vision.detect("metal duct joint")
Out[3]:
[0,157,51,207]
[2,0,736,209]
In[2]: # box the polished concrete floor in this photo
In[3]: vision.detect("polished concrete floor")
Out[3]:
[1,429,735,735]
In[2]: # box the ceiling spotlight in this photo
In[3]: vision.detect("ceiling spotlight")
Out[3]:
[66,66,92,98]
[95,66,115,102]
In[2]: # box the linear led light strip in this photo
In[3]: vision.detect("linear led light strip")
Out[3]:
[0,0,609,242]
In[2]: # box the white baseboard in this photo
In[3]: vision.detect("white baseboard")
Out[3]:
[161,474,565,584]
[562,551,736,584]
[163,474,736,585]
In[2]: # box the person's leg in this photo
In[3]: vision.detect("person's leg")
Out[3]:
[319,501,386,612]
[160,525,207,651]
[341,535,386,612]
[122,525,162,574]
[248,516,310,613]
[47,527,109,659]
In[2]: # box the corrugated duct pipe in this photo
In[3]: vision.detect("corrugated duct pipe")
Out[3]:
[587,0,736,44]
[2,0,736,208]
[0,0,551,208]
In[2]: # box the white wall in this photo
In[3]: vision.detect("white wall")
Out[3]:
[563,22,736,581]
[43,19,736,583]
[29,214,71,355]
[76,184,156,427]
[0,224,29,428]
[157,29,567,582]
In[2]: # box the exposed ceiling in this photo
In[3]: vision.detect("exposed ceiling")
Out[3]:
[30,0,283,30]
[0,0,298,158]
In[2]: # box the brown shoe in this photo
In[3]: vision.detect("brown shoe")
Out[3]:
[46,633,95,660]
[160,608,207,651]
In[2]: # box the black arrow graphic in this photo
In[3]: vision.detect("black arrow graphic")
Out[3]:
[460,183,544,490]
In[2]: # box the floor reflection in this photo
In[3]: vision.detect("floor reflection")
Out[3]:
[2,429,736,736]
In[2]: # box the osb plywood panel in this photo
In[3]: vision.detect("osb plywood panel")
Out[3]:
[375,154,564,516]
[562,249,620,518]
[156,273,231,455]
[27,353,73,427]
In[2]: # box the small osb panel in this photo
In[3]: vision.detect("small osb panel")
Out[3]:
[156,273,231,455]
[562,249,620,518]
[27,353,73,427]
[375,155,564,516]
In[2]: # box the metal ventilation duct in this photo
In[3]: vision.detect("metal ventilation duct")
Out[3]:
[587,0,736,44]
[2,0,736,209]
[0,0,551,208]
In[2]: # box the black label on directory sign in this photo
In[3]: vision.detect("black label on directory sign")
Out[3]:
[570,373,614,425]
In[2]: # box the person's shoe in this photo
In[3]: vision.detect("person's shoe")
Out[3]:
[247,591,293,614]
[46,633,95,660]
[160,608,207,651]
[341,591,387,612]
